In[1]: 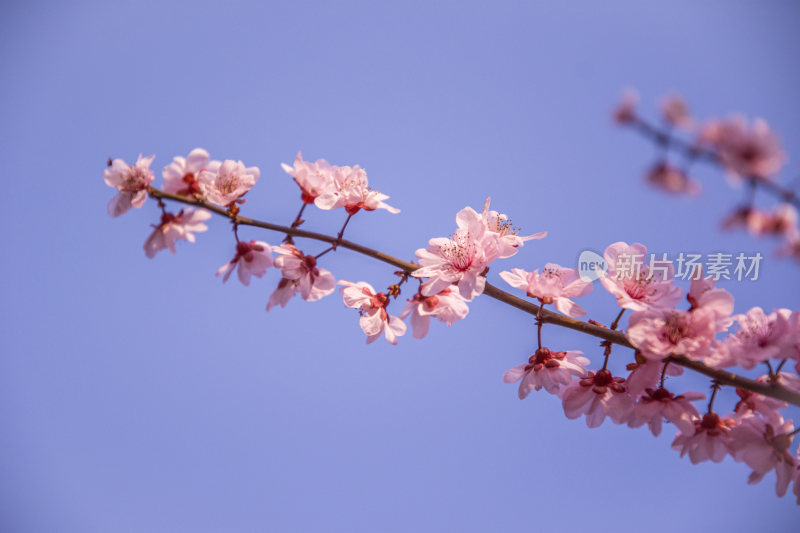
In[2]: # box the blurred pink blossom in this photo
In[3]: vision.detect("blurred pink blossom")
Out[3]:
[266,278,300,311]
[504,347,589,397]
[599,242,683,311]
[398,287,469,339]
[315,164,399,214]
[699,116,786,179]
[645,161,700,195]
[625,357,683,397]
[629,387,705,437]
[216,240,273,286]
[339,280,407,345]
[722,204,799,241]
[104,154,155,217]
[272,244,336,301]
[730,414,796,497]
[720,307,793,369]
[281,151,335,204]
[162,148,217,197]
[627,308,718,362]
[561,369,634,428]
[671,412,737,464]
[143,208,211,258]
[198,159,260,207]
[500,263,592,317]
[660,94,692,128]
[612,88,638,124]
[734,378,789,427]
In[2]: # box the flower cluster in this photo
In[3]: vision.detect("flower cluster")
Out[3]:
[502,239,800,502]
[411,198,545,300]
[614,91,799,262]
[104,149,399,311]
[281,152,399,214]
[105,145,800,504]
[339,198,544,343]
[699,116,787,180]
[500,263,592,317]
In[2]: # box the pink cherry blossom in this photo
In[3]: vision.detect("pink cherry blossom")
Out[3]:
[686,267,734,332]
[645,161,700,195]
[721,307,793,369]
[698,116,786,180]
[338,281,407,345]
[626,308,718,362]
[671,412,738,464]
[143,208,211,258]
[777,237,800,263]
[612,88,638,124]
[599,242,683,311]
[315,164,399,214]
[216,240,273,286]
[782,310,800,361]
[561,369,634,428]
[272,244,336,302]
[504,347,590,398]
[703,340,740,369]
[628,387,704,437]
[730,414,797,497]
[104,154,155,217]
[660,94,692,128]
[475,198,546,258]
[266,278,299,311]
[500,264,592,317]
[747,204,799,240]
[723,204,800,241]
[625,357,683,397]
[413,232,494,299]
[398,287,469,339]
[198,159,260,207]
[281,151,335,204]
[162,148,218,197]
[411,203,505,300]
[734,378,789,426]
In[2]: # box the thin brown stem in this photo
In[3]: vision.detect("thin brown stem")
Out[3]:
[536,303,544,350]
[147,186,800,407]
[284,203,308,243]
[292,203,307,228]
[660,361,669,389]
[766,360,775,380]
[707,380,721,413]
[610,309,626,331]
[336,213,354,245]
[315,212,354,259]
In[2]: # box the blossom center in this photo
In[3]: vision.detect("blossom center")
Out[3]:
[663,312,690,345]
[438,231,476,272]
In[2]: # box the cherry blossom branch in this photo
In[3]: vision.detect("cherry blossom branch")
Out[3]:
[628,116,800,208]
[146,186,800,407]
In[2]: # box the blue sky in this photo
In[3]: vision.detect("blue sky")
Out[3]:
[1,1,799,531]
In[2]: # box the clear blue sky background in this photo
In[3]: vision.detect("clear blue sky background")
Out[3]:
[2,1,799,531]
